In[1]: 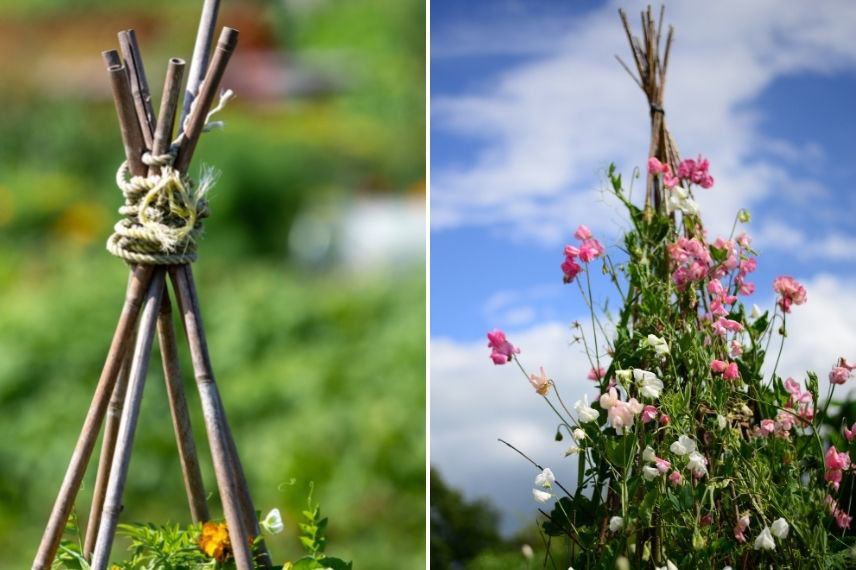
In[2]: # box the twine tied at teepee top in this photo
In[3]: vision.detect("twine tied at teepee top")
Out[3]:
[106,90,234,265]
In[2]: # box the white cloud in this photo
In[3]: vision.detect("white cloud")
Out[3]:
[753,222,856,261]
[431,274,856,531]
[431,0,856,243]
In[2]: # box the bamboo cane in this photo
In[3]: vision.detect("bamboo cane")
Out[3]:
[170,264,256,570]
[174,27,239,174]
[31,265,152,570]
[150,58,186,175]
[82,325,137,561]
[90,269,166,570]
[118,30,156,149]
[181,0,222,128]
[157,289,210,523]
[103,51,147,177]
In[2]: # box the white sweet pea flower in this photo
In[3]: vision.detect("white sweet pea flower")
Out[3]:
[646,334,670,356]
[608,516,624,532]
[572,428,586,441]
[642,445,656,463]
[723,567,733,570]
[521,544,534,559]
[670,435,697,456]
[655,561,678,570]
[669,187,701,217]
[535,467,555,489]
[532,488,552,504]
[574,394,599,423]
[642,465,661,481]
[564,446,581,457]
[716,414,727,429]
[754,526,776,550]
[687,451,708,476]
[770,517,789,539]
[260,508,284,535]
[634,369,663,399]
[750,304,761,320]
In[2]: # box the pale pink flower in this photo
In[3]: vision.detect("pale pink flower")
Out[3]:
[734,515,750,544]
[759,419,775,436]
[839,357,856,371]
[654,457,671,474]
[529,367,551,396]
[487,329,519,365]
[588,367,606,381]
[736,232,751,248]
[668,470,683,486]
[826,496,852,529]
[773,276,806,313]
[599,387,620,410]
[738,281,755,296]
[829,366,850,385]
[574,224,592,240]
[730,340,743,357]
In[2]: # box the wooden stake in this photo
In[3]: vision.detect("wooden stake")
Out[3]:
[174,27,239,174]
[103,51,146,177]
[83,325,137,561]
[181,0,222,128]
[31,265,153,570]
[157,288,210,523]
[90,269,167,570]
[170,264,255,570]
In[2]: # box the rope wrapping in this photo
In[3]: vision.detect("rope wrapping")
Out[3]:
[106,89,234,265]
[107,152,212,265]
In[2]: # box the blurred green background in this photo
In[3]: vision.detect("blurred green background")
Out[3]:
[0,0,425,567]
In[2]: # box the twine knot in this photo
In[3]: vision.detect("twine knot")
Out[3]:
[106,154,214,265]
[106,89,234,265]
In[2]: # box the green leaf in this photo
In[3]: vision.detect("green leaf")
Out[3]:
[318,557,353,570]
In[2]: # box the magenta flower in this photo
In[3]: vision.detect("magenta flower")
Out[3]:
[710,359,727,374]
[578,238,605,262]
[641,405,658,424]
[486,329,519,365]
[647,157,668,174]
[676,155,714,188]
[844,421,856,442]
[561,258,582,284]
[825,446,850,471]
[723,362,740,381]
[772,276,807,313]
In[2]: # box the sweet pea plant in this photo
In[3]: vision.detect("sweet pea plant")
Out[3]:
[489,158,856,569]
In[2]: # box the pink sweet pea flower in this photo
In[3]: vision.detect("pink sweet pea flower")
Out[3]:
[487,329,519,365]
[641,405,658,424]
[759,419,775,436]
[730,340,743,357]
[830,366,851,385]
[723,362,740,381]
[734,515,750,544]
[574,224,592,240]
[839,357,856,371]
[578,238,605,262]
[773,276,807,313]
[647,157,668,174]
[654,457,671,474]
[844,421,856,442]
[659,414,670,426]
[587,367,606,381]
[668,470,683,486]
[825,446,850,471]
[710,359,727,374]
[561,258,582,284]
[826,496,853,529]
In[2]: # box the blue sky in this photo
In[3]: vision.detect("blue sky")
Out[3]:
[430,0,856,534]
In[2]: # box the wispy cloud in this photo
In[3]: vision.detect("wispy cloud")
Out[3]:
[431,0,856,243]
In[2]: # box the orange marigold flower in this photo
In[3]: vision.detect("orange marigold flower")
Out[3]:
[199,521,231,561]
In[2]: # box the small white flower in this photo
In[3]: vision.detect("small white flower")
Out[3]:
[723,567,733,570]
[750,304,761,320]
[642,465,660,481]
[754,526,776,550]
[260,508,284,534]
[616,556,630,570]
[670,435,697,456]
[532,488,552,504]
[716,414,727,429]
[615,369,633,383]
[521,544,534,559]
[646,334,670,356]
[608,516,624,532]
[535,468,555,489]
[574,394,600,423]
[572,428,586,441]
[634,369,664,399]
[655,561,678,570]
[642,445,656,463]
[770,517,789,539]
[687,451,708,476]
[564,446,581,457]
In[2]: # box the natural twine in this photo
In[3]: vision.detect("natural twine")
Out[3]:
[106,90,233,265]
